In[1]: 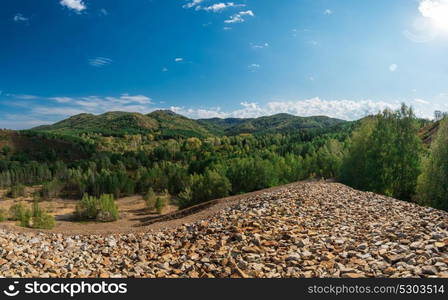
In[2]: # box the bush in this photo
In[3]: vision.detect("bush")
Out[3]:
[75,194,98,220]
[178,187,193,209]
[41,180,65,200]
[97,194,119,222]
[7,184,26,198]
[19,200,55,229]
[155,197,165,214]
[75,193,119,222]
[0,208,6,222]
[30,200,55,229]
[143,188,156,210]
[9,202,27,221]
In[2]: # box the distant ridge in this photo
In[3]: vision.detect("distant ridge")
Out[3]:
[32,110,348,137]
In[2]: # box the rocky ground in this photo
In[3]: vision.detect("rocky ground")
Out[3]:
[0,181,447,278]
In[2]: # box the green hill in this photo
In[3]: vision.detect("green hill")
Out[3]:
[199,113,347,135]
[33,112,159,136]
[32,111,347,137]
[147,110,213,138]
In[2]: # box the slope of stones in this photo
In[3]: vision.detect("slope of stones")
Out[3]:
[0,182,447,278]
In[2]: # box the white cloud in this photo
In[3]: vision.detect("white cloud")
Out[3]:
[162,67,169,72]
[14,94,38,100]
[32,94,153,117]
[175,58,184,62]
[100,8,108,16]
[184,1,245,12]
[170,98,401,121]
[202,3,245,12]
[0,115,53,130]
[389,64,398,72]
[251,42,269,49]
[60,0,86,12]
[248,63,261,72]
[224,10,254,23]
[324,9,333,15]
[50,97,73,103]
[13,13,28,22]
[183,0,205,9]
[414,98,430,104]
[88,57,112,67]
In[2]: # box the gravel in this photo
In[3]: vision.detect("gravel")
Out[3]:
[0,181,447,278]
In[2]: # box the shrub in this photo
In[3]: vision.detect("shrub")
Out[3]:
[7,184,26,198]
[76,193,119,222]
[97,194,119,222]
[155,197,165,214]
[16,200,56,229]
[9,202,27,221]
[0,208,6,222]
[178,186,193,209]
[76,194,98,220]
[41,180,65,200]
[143,188,156,210]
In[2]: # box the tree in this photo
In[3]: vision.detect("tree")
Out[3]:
[340,104,422,200]
[339,118,376,189]
[416,118,448,210]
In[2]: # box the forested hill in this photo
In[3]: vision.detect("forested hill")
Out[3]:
[32,110,347,138]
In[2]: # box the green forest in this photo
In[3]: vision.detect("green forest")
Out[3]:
[0,105,447,227]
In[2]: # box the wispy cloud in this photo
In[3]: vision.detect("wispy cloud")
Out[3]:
[389,64,398,72]
[202,3,246,12]
[60,0,86,13]
[99,8,108,16]
[225,10,254,23]
[175,57,184,62]
[414,98,430,104]
[248,63,261,72]
[324,9,333,15]
[33,94,153,117]
[251,42,269,49]
[50,97,73,103]
[13,13,29,23]
[183,0,205,9]
[88,57,113,67]
[183,1,244,12]
[171,98,401,121]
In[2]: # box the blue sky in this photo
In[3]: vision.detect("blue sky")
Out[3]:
[1,0,448,129]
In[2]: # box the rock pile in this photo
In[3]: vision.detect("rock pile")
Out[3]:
[0,182,447,278]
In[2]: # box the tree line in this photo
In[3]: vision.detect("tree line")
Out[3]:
[0,128,349,208]
[1,104,446,212]
[340,104,448,210]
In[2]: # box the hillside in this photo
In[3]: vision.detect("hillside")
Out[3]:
[148,110,213,138]
[0,130,91,161]
[420,120,440,145]
[33,110,347,137]
[0,181,447,278]
[33,112,160,136]
[199,113,347,135]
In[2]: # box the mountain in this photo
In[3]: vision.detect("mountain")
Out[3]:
[0,130,90,161]
[199,113,347,135]
[147,110,212,138]
[32,110,347,137]
[33,112,159,136]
